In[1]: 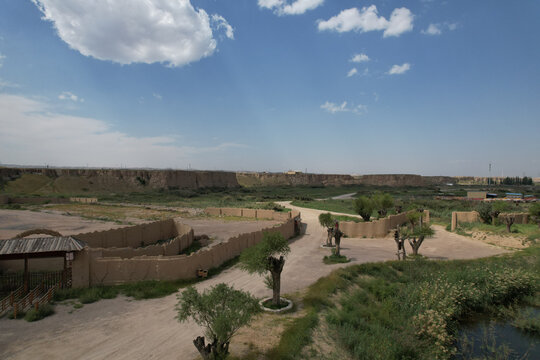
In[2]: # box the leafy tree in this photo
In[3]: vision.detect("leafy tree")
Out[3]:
[373,192,394,217]
[318,212,334,228]
[406,210,422,232]
[476,202,493,224]
[529,203,540,229]
[239,232,290,306]
[319,213,335,246]
[491,201,510,225]
[354,196,374,221]
[176,283,260,360]
[402,224,435,256]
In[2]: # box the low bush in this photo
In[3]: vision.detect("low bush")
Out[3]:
[24,304,55,322]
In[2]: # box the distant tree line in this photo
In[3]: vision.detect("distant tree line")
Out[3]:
[487,176,534,185]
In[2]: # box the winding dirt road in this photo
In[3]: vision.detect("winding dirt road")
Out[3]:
[0,203,508,360]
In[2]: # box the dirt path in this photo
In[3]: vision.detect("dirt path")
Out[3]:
[0,204,508,360]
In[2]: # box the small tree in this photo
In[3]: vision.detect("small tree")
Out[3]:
[406,211,422,232]
[239,232,290,306]
[491,201,509,225]
[373,192,394,217]
[500,213,516,233]
[403,224,434,256]
[529,203,540,229]
[319,212,334,246]
[176,284,260,360]
[477,202,493,224]
[354,196,374,221]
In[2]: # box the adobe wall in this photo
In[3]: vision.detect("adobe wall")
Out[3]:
[84,209,297,287]
[205,207,300,221]
[451,211,479,231]
[75,219,179,248]
[451,211,529,230]
[340,210,429,238]
[70,197,98,204]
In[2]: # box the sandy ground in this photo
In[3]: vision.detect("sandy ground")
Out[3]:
[0,209,277,241]
[0,209,127,240]
[0,203,508,360]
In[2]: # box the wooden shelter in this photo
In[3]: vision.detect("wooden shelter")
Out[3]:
[0,236,86,291]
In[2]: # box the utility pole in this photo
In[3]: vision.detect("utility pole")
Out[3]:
[488,163,492,187]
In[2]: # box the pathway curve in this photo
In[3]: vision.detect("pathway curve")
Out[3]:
[0,203,508,360]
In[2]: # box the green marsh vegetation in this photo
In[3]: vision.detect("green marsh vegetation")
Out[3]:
[267,246,539,360]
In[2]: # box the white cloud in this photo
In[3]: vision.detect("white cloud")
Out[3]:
[350,53,369,63]
[318,5,413,37]
[211,14,234,40]
[0,53,5,67]
[0,94,246,167]
[31,0,233,67]
[58,91,83,102]
[422,23,441,35]
[447,23,458,31]
[258,0,324,16]
[153,93,163,100]
[321,101,367,115]
[388,63,411,75]
[422,22,458,35]
[347,68,358,77]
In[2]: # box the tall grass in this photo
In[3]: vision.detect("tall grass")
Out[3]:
[268,247,539,359]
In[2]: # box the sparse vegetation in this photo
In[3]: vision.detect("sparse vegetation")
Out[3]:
[239,232,290,306]
[269,246,539,359]
[176,283,260,360]
[24,304,55,322]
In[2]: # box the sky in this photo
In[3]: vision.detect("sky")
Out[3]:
[0,0,539,177]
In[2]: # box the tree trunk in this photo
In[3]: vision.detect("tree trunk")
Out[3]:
[269,256,285,306]
[335,237,341,256]
[193,336,229,360]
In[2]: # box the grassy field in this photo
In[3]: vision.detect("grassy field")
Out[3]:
[266,246,540,360]
[455,222,540,244]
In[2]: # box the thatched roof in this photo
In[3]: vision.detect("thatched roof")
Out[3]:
[0,236,86,256]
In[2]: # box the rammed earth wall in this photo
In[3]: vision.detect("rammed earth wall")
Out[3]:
[70,208,300,287]
[340,210,430,238]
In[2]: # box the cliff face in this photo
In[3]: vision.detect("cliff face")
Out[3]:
[355,174,426,187]
[236,172,358,187]
[0,168,240,193]
[1,167,501,194]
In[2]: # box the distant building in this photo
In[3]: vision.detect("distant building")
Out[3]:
[505,193,523,200]
[467,191,487,200]
[285,170,302,175]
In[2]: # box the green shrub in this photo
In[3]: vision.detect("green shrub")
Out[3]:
[24,304,55,322]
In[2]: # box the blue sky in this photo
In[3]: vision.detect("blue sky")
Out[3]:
[0,0,539,176]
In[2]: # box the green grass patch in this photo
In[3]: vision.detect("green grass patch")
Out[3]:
[266,309,319,360]
[323,253,351,264]
[24,304,55,322]
[269,246,539,359]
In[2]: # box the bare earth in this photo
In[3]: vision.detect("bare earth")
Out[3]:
[0,209,277,241]
[0,203,508,360]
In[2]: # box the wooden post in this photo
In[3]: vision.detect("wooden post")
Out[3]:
[24,256,28,293]
[62,254,67,289]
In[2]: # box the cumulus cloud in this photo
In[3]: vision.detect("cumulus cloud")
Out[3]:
[422,23,441,35]
[58,91,83,102]
[350,53,369,63]
[31,0,233,67]
[422,22,458,35]
[318,5,413,37]
[321,101,367,115]
[347,68,358,77]
[211,14,234,39]
[388,63,411,75]
[0,94,246,167]
[258,0,324,16]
